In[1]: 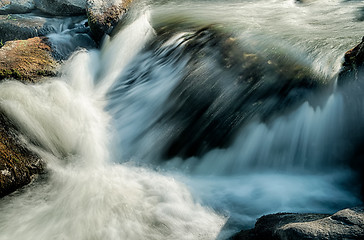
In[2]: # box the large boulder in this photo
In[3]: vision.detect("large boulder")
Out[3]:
[232,207,364,239]
[0,14,57,43]
[34,0,86,16]
[0,0,35,14]
[86,0,134,42]
[0,112,44,198]
[149,26,328,159]
[0,37,58,82]
[337,37,364,86]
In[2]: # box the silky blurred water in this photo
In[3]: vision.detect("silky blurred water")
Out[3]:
[1,0,364,239]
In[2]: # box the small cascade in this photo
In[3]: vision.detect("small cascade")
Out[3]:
[1,0,364,239]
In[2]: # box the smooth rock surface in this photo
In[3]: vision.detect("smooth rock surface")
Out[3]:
[0,14,56,43]
[152,26,328,159]
[34,0,86,16]
[0,0,34,14]
[232,207,364,240]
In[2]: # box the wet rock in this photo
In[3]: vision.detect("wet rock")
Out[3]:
[0,112,44,198]
[356,6,364,21]
[232,207,364,240]
[86,0,134,42]
[0,0,35,14]
[46,17,97,60]
[153,26,329,159]
[0,37,58,82]
[338,37,364,86]
[0,14,57,43]
[34,0,86,16]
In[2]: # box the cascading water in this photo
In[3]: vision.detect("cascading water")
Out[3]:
[1,0,364,239]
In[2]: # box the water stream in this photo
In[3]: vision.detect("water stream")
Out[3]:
[1,0,364,239]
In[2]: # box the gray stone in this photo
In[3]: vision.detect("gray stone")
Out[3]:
[34,0,86,16]
[0,14,56,44]
[277,207,364,240]
[232,207,364,240]
[0,0,35,14]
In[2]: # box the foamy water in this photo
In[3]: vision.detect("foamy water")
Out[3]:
[1,0,364,239]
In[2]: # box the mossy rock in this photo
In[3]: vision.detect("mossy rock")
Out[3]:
[0,112,44,198]
[0,37,58,83]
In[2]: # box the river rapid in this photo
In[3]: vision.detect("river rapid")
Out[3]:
[1,0,364,239]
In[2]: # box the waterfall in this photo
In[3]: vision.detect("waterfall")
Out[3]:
[1,0,364,239]
[0,11,225,240]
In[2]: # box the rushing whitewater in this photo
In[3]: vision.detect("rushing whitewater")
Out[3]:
[1,0,364,239]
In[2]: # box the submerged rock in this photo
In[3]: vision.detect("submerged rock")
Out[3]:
[0,14,56,43]
[152,26,329,159]
[0,0,35,14]
[338,37,364,85]
[86,0,134,42]
[232,207,364,240]
[0,37,58,82]
[34,0,86,16]
[0,112,44,198]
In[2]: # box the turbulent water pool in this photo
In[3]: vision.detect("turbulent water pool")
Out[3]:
[1,0,364,239]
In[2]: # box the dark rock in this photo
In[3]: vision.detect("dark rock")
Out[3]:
[232,213,330,240]
[337,37,364,86]
[46,18,97,60]
[34,0,86,16]
[86,0,134,42]
[0,14,57,44]
[357,6,364,21]
[0,112,44,198]
[232,207,364,240]
[0,37,58,82]
[0,0,35,14]
[153,26,329,159]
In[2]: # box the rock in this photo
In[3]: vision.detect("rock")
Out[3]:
[337,37,364,86]
[0,0,35,14]
[86,0,134,42]
[46,17,97,60]
[277,208,364,240]
[0,14,57,43]
[232,207,364,240]
[34,0,86,16]
[231,212,329,239]
[151,26,328,159]
[0,37,58,82]
[0,112,44,198]
[357,6,364,22]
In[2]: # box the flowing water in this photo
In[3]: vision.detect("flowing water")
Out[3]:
[1,0,364,239]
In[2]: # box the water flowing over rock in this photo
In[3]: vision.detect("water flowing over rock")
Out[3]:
[86,0,134,42]
[0,0,35,14]
[232,207,364,240]
[0,37,58,82]
[338,37,364,86]
[34,0,86,16]
[144,26,330,159]
[0,14,57,43]
[0,112,44,198]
